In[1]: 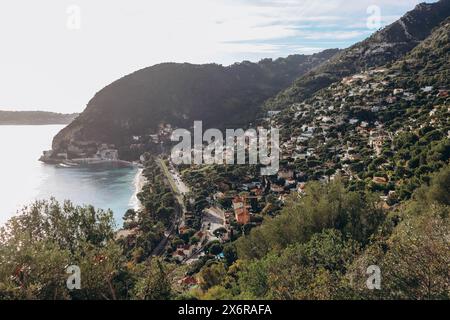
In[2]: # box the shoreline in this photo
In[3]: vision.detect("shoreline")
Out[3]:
[59,158,134,167]
[131,167,146,211]
[39,152,146,214]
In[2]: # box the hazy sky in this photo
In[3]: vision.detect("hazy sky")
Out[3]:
[0,0,432,113]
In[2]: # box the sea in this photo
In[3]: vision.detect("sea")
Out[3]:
[0,125,139,226]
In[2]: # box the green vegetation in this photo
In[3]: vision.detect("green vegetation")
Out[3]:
[0,111,78,125]
[0,200,172,300]
[0,163,447,300]
[51,50,339,159]
[192,166,449,300]
[121,154,178,262]
[1,1,448,301]
[265,0,450,111]
[272,17,450,204]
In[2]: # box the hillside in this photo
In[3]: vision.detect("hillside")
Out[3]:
[170,17,450,301]
[2,2,449,302]
[0,111,78,125]
[168,17,449,264]
[272,17,449,201]
[50,50,339,160]
[265,0,450,111]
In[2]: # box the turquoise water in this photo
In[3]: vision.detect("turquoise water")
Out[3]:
[0,125,138,226]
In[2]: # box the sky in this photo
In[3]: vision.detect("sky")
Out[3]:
[0,0,435,113]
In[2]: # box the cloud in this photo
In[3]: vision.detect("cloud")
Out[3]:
[299,30,368,40]
[0,0,432,112]
[205,0,425,54]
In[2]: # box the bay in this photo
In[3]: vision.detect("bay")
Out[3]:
[0,125,138,226]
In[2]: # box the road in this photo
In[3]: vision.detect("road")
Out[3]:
[171,168,189,194]
[151,157,189,256]
[153,158,227,261]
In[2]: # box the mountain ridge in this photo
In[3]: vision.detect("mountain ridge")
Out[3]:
[50,49,339,159]
[272,16,449,201]
[0,110,79,125]
[264,0,450,111]
[46,0,450,162]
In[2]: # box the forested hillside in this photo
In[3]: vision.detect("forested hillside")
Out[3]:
[51,50,339,157]
[265,0,450,111]
[0,111,78,125]
[272,17,450,201]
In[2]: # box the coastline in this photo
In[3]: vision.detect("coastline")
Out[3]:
[131,167,146,211]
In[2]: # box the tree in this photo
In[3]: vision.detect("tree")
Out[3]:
[205,241,223,256]
[237,229,359,300]
[381,209,449,299]
[223,244,238,266]
[197,263,227,291]
[346,166,450,299]
[236,180,384,259]
[0,199,126,300]
[132,259,172,300]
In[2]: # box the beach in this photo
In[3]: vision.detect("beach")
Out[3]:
[131,168,147,211]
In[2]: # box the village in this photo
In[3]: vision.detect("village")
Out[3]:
[114,62,449,289]
[268,66,448,198]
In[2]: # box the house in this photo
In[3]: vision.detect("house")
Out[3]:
[39,150,55,163]
[173,250,187,262]
[293,153,308,160]
[196,231,205,240]
[268,111,281,117]
[372,177,388,185]
[370,137,385,156]
[270,183,285,193]
[342,76,353,85]
[178,276,198,286]
[403,92,416,101]
[306,148,316,157]
[95,148,119,161]
[251,187,264,197]
[321,116,333,123]
[386,96,397,104]
[242,182,261,191]
[371,106,380,113]
[297,183,306,195]
[115,228,138,240]
[178,226,190,234]
[57,153,68,160]
[67,144,86,155]
[149,134,159,143]
[278,169,294,180]
[213,192,225,200]
[232,196,251,225]
[388,190,397,198]
[285,178,297,188]
[437,90,449,98]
